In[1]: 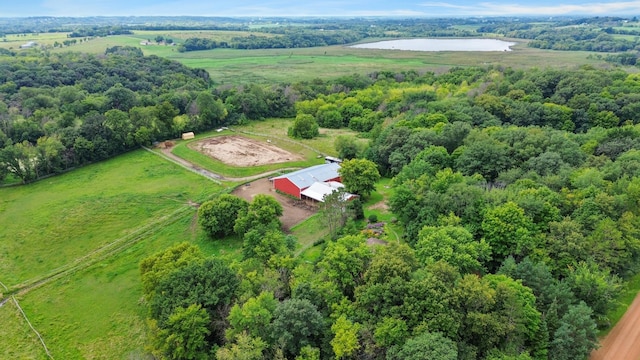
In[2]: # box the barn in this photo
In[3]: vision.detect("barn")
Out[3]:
[271,163,341,199]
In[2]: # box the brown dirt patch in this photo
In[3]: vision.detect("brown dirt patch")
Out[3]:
[232,178,317,231]
[190,135,303,167]
[591,292,640,360]
[368,201,389,211]
[366,238,388,246]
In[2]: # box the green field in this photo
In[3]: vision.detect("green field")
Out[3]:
[0,150,237,358]
[22,29,617,85]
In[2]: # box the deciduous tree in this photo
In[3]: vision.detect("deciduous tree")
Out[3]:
[339,158,380,197]
[234,194,283,236]
[288,113,319,139]
[198,194,249,239]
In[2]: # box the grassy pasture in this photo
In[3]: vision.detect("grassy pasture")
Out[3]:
[170,127,323,179]
[40,30,615,85]
[0,32,72,50]
[234,117,369,156]
[0,300,47,359]
[0,149,245,358]
[0,150,218,287]
[16,215,242,359]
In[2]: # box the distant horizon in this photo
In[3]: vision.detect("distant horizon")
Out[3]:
[3,1,640,18]
[1,14,637,19]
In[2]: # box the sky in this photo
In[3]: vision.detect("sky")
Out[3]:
[3,0,640,17]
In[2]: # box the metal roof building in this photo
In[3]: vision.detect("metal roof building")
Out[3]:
[271,163,342,199]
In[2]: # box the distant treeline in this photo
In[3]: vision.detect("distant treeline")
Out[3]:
[477,17,640,55]
[67,27,133,38]
[178,31,365,51]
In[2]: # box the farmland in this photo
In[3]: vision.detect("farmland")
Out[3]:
[2,15,640,360]
[1,29,616,85]
[0,122,355,358]
[0,150,231,358]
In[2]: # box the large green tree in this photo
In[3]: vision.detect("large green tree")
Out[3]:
[234,194,283,236]
[549,302,598,360]
[270,298,326,358]
[198,194,249,239]
[149,258,239,344]
[226,291,277,342]
[155,304,211,360]
[289,113,319,139]
[387,331,457,360]
[339,158,380,197]
[139,242,204,300]
[416,225,491,274]
[482,202,535,266]
[319,235,372,298]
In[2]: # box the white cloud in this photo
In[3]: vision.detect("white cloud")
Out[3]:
[420,1,640,16]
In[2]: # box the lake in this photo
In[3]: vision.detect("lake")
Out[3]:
[350,38,517,52]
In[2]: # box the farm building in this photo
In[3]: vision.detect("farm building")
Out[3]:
[325,156,342,164]
[20,41,37,49]
[301,181,357,202]
[271,163,341,199]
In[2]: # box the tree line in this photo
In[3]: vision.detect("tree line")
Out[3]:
[0,46,298,183]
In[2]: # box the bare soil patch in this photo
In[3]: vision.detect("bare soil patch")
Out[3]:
[591,292,640,360]
[232,178,316,231]
[190,135,303,167]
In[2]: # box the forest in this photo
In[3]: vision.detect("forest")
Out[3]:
[2,16,640,360]
[143,65,640,360]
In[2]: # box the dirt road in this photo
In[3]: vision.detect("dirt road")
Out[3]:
[232,178,316,230]
[591,292,640,360]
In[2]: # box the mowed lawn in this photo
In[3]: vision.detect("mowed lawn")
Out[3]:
[0,150,237,358]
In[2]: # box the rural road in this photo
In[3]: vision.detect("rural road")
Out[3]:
[590,292,640,360]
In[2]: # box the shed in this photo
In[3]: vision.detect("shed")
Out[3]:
[272,163,341,199]
[20,41,37,49]
[301,181,356,202]
[181,132,195,140]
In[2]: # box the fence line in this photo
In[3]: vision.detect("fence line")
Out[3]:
[12,296,54,359]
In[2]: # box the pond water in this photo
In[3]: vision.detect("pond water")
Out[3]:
[350,38,517,52]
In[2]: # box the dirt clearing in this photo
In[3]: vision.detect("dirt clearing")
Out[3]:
[591,292,640,360]
[232,178,316,230]
[190,135,303,167]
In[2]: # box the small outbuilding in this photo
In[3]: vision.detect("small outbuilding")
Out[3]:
[20,41,37,49]
[301,181,356,202]
[181,132,195,140]
[272,163,341,199]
